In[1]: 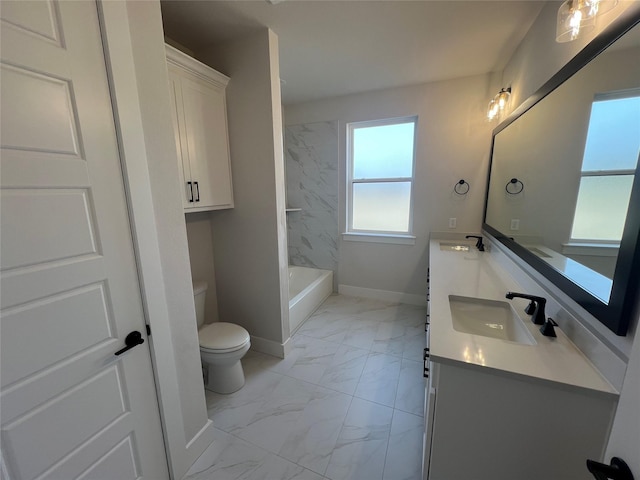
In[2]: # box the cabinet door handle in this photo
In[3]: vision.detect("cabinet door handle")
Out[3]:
[423,347,430,378]
[194,181,200,202]
[187,181,194,203]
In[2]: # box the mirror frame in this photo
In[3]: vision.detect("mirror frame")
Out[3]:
[483,14,640,336]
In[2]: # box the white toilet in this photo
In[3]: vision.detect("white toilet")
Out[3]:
[193,280,251,394]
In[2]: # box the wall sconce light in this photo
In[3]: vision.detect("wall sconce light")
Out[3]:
[487,87,511,121]
[556,0,618,43]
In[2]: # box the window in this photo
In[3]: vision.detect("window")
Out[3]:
[346,117,417,240]
[570,92,640,243]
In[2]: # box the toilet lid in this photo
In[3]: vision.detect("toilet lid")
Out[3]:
[199,322,250,351]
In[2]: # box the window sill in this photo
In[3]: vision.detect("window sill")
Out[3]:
[561,242,620,257]
[342,232,416,245]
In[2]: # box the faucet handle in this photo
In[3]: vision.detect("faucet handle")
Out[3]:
[540,318,558,337]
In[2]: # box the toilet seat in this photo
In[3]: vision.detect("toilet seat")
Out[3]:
[198,322,250,353]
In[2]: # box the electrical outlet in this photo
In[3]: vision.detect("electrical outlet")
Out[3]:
[510,219,520,231]
[449,218,457,229]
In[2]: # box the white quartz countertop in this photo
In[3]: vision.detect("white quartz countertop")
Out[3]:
[429,238,618,396]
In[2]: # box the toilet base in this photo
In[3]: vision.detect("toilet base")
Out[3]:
[205,359,246,394]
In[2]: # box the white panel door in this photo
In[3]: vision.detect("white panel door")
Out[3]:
[0,1,169,479]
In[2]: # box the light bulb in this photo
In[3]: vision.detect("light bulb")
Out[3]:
[586,0,618,16]
[497,89,510,110]
[487,99,499,120]
[556,0,595,43]
[569,8,583,40]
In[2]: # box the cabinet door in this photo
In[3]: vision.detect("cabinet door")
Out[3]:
[422,361,438,479]
[181,75,233,209]
[167,68,194,208]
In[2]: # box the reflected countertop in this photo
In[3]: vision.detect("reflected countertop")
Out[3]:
[428,237,618,396]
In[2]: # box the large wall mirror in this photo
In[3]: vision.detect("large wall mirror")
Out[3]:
[484,14,640,336]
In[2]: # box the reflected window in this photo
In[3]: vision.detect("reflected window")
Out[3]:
[347,117,417,234]
[570,92,640,242]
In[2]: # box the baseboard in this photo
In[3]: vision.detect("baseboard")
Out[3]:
[282,335,294,357]
[182,419,215,477]
[338,284,427,306]
[250,335,286,359]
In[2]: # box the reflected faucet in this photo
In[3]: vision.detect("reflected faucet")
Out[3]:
[505,292,547,325]
[465,235,485,251]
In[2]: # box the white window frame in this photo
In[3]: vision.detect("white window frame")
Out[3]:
[568,90,639,246]
[345,116,417,244]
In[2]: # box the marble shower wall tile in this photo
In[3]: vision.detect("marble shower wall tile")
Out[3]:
[285,121,339,283]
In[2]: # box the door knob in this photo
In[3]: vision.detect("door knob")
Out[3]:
[114,331,144,356]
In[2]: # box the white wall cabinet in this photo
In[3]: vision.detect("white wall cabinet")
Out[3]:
[166,45,234,211]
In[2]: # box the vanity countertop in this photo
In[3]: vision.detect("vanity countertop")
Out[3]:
[428,237,618,396]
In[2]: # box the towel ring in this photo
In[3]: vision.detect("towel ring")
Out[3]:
[505,178,524,195]
[454,179,470,195]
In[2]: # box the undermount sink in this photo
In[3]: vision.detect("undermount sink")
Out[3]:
[448,295,537,345]
[440,242,471,252]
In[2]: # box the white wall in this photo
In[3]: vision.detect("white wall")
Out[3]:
[196,30,291,354]
[185,213,219,323]
[502,1,640,112]
[285,75,497,296]
[100,1,213,477]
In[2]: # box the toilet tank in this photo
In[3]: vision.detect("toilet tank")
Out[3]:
[192,280,208,328]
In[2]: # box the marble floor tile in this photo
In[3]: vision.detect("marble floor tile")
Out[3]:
[324,397,393,480]
[394,358,425,417]
[296,314,351,344]
[394,304,429,328]
[402,332,426,362]
[198,295,426,480]
[243,350,282,380]
[351,303,403,323]
[232,375,316,453]
[241,454,326,480]
[341,320,379,350]
[269,334,317,375]
[278,385,352,475]
[320,295,393,316]
[372,322,408,357]
[383,410,424,480]
[184,429,269,480]
[354,352,402,407]
[374,321,407,341]
[317,344,369,395]
[279,335,341,384]
[206,370,284,433]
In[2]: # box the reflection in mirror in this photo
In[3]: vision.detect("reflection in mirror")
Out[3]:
[571,93,639,244]
[484,17,640,335]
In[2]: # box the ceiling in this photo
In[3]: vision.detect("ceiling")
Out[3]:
[160,1,547,105]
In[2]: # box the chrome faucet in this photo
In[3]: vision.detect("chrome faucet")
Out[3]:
[505,292,546,325]
[465,235,485,251]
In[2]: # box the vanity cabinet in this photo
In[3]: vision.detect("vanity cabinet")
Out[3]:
[166,45,233,212]
[423,239,619,480]
[421,358,616,480]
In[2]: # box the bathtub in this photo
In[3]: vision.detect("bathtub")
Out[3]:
[288,266,333,333]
